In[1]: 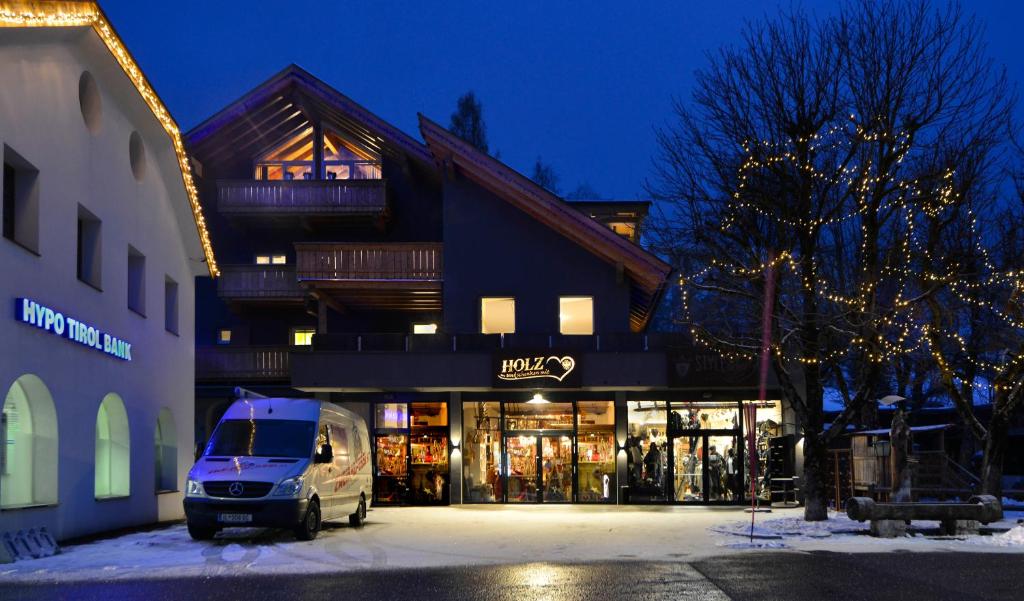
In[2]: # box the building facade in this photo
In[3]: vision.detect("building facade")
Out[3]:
[0,3,216,540]
[190,66,793,508]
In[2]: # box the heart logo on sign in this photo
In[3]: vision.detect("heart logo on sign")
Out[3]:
[547,355,576,381]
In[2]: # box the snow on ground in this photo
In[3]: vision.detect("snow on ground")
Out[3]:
[710,509,1024,553]
[0,505,1021,582]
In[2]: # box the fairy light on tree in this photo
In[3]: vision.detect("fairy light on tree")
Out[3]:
[648,0,1020,520]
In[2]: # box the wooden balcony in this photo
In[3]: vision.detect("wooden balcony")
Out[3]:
[217,265,305,303]
[196,346,296,382]
[216,179,388,224]
[295,242,443,310]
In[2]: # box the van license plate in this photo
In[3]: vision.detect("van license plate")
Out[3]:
[218,513,252,524]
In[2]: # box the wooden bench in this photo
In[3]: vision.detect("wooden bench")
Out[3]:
[846,495,1003,537]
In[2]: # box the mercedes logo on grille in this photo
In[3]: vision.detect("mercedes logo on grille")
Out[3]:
[228,482,245,497]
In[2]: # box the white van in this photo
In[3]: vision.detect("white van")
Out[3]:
[184,397,371,541]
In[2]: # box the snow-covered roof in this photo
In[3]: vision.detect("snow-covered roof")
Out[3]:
[852,424,954,436]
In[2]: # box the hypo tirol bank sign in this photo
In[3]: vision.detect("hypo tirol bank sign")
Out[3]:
[14,297,133,361]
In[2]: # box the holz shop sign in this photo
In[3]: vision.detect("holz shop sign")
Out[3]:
[14,297,133,361]
[493,352,580,387]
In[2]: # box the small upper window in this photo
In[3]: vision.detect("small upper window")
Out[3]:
[217,329,232,345]
[255,255,270,265]
[271,254,287,265]
[164,277,179,334]
[77,205,102,290]
[413,323,437,335]
[3,145,40,254]
[127,246,146,316]
[559,296,594,335]
[481,297,515,334]
[293,329,315,346]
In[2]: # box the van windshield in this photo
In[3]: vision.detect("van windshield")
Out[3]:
[204,419,316,458]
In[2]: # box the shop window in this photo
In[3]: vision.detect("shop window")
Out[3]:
[77,205,102,289]
[743,400,784,501]
[462,402,501,503]
[480,297,515,334]
[576,401,616,503]
[1,375,58,508]
[559,296,594,335]
[413,323,437,335]
[154,408,177,492]
[217,329,232,345]
[625,401,669,502]
[2,146,40,254]
[164,277,178,334]
[292,328,315,346]
[408,403,448,504]
[127,246,146,316]
[95,393,130,499]
[375,403,408,429]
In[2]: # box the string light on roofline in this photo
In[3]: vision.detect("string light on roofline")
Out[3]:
[0,2,219,276]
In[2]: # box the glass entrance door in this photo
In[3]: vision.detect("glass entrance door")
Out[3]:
[505,435,538,502]
[672,433,742,503]
[540,435,572,502]
[504,434,573,503]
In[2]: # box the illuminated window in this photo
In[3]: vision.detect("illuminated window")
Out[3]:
[255,255,270,265]
[95,393,130,499]
[293,328,315,346]
[1,374,58,509]
[559,297,594,335]
[217,329,231,344]
[271,254,287,265]
[413,323,437,334]
[607,222,637,241]
[254,127,381,181]
[481,297,515,334]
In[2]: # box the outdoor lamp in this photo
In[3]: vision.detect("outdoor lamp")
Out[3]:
[528,392,550,404]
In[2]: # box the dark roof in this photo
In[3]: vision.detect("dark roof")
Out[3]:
[185,64,432,166]
[418,114,672,332]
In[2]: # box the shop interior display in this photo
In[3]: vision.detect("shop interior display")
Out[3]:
[374,402,449,505]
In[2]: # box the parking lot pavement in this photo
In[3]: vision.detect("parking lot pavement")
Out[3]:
[3,553,1024,601]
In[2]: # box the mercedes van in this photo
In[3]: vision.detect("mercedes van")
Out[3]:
[184,398,371,541]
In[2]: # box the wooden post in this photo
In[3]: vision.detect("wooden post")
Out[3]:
[313,121,324,179]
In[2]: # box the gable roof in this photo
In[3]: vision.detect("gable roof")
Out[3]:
[0,0,218,276]
[186,64,433,168]
[418,115,672,332]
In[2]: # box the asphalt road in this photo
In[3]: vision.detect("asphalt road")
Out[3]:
[2,552,1023,601]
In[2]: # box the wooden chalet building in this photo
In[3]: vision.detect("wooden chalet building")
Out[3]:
[188,65,790,507]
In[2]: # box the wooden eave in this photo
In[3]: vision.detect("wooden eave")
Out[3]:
[418,115,671,331]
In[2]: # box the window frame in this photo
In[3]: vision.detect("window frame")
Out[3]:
[291,327,316,346]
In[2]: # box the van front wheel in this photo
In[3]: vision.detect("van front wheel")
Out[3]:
[349,496,367,527]
[294,499,321,541]
[187,523,218,541]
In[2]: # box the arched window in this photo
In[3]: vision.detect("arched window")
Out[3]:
[95,393,130,498]
[1,375,58,508]
[154,408,177,492]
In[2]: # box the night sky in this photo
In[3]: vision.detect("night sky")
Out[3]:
[101,0,1024,200]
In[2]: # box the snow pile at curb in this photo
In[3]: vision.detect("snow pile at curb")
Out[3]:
[984,526,1024,547]
[709,511,866,540]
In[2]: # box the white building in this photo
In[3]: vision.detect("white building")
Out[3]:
[0,1,217,540]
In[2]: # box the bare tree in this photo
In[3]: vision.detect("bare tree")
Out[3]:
[530,157,560,194]
[649,1,1017,519]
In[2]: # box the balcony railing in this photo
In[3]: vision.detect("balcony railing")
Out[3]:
[196,346,298,381]
[311,332,671,353]
[295,242,443,282]
[217,179,387,216]
[217,265,304,300]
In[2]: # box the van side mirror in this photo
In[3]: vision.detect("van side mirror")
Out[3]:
[316,443,333,463]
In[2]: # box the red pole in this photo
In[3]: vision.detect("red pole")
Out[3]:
[750,258,776,541]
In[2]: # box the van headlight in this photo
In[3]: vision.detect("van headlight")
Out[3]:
[185,479,206,498]
[272,476,304,497]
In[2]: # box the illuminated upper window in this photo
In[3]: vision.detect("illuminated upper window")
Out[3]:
[481,297,515,334]
[559,297,594,335]
[293,328,315,346]
[413,323,438,335]
[254,127,380,181]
